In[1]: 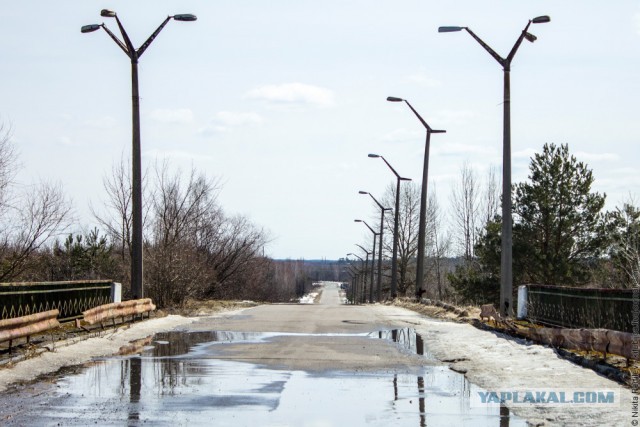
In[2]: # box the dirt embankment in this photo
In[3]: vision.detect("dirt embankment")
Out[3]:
[392,298,638,388]
[391,298,481,322]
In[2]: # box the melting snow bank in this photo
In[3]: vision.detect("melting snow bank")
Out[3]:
[0,309,247,394]
[299,292,319,304]
[411,315,633,426]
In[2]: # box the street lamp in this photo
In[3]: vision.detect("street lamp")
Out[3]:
[355,244,372,304]
[343,268,354,304]
[359,191,392,302]
[82,10,197,299]
[386,97,445,301]
[368,154,411,299]
[347,253,365,304]
[438,15,550,317]
[355,219,380,303]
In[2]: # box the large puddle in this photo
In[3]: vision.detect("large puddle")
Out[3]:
[2,329,526,426]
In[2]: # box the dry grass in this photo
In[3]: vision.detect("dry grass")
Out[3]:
[391,298,480,323]
[165,299,260,317]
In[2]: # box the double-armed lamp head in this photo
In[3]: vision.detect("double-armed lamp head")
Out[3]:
[438,15,550,43]
[100,9,116,17]
[82,10,197,33]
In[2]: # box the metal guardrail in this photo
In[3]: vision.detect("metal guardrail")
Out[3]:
[0,280,113,322]
[0,309,60,351]
[82,298,155,326]
[518,326,636,361]
[525,284,633,333]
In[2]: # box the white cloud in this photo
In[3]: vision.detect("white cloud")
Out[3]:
[246,83,335,107]
[215,111,265,127]
[197,125,227,137]
[148,108,194,124]
[433,109,479,126]
[143,149,212,161]
[574,151,619,162]
[56,136,75,146]
[380,128,423,143]
[434,142,494,157]
[513,148,538,159]
[406,72,442,88]
[198,111,265,137]
[83,116,117,129]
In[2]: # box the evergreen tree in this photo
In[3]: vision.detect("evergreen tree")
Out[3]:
[450,143,609,304]
[513,143,607,285]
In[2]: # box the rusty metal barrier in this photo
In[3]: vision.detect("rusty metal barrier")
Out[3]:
[0,280,114,321]
[524,284,633,332]
[0,309,60,352]
[519,326,637,361]
[82,298,156,328]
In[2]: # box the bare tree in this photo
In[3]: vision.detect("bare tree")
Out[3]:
[450,161,480,260]
[481,165,500,226]
[423,187,452,300]
[145,162,223,305]
[609,199,640,288]
[201,214,270,297]
[0,122,18,214]
[382,181,420,296]
[0,124,72,281]
[92,155,134,263]
[0,181,72,281]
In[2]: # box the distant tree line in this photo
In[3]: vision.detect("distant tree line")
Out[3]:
[354,142,639,305]
[2,118,637,308]
[0,123,318,307]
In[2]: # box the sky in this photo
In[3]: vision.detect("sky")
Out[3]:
[1,1,639,260]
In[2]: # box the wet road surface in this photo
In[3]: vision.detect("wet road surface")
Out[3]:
[0,283,525,426]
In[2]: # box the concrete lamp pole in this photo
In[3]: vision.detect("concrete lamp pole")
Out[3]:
[438,15,550,317]
[359,191,392,302]
[346,253,365,304]
[386,97,445,302]
[343,267,356,304]
[355,244,371,304]
[368,154,411,299]
[354,220,379,303]
[82,10,197,299]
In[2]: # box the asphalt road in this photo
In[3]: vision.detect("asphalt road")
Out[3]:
[185,283,431,371]
[0,283,524,426]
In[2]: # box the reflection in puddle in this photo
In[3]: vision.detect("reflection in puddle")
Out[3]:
[145,330,267,358]
[7,329,525,426]
[374,328,433,359]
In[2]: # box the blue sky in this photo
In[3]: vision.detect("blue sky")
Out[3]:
[1,1,639,260]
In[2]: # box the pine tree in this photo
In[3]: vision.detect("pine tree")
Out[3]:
[513,143,607,285]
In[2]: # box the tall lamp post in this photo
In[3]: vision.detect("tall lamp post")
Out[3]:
[347,253,364,304]
[359,191,391,302]
[386,97,445,301]
[355,220,379,303]
[343,268,356,304]
[355,244,371,304]
[368,154,411,299]
[438,15,550,316]
[82,10,197,299]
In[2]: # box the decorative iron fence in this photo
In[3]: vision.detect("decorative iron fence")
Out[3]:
[525,284,633,333]
[0,280,114,322]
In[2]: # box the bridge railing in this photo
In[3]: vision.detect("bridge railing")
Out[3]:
[0,280,119,322]
[519,284,633,333]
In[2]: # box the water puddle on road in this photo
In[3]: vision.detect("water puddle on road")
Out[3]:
[374,328,435,359]
[1,329,526,426]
